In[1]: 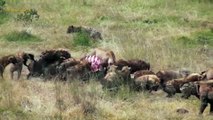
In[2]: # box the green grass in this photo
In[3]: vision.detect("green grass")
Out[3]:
[73,31,92,47]
[0,12,10,25]
[0,0,212,119]
[176,30,213,48]
[4,31,42,43]
[0,107,30,120]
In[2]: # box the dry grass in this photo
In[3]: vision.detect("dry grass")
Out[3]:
[0,0,212,119]
[1,79,213,120]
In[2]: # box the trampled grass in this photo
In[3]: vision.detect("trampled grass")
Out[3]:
[0,0,212,119]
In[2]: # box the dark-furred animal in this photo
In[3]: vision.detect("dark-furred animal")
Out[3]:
[163,73,202,97]
[40,49,71,66]
[65,60,91,81]
[27,49,71,79]
[114,59,129,70]
[127,59,150,73]
[180,82,199,99]
[67,25,103,40]
[195,80,213,114]
[57,58,81,80]
[156,70,188,87]
[114,59,150,74]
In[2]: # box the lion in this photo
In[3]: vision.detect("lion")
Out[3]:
[81,48,116,71]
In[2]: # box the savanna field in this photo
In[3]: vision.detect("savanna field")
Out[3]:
[0,0,213,119]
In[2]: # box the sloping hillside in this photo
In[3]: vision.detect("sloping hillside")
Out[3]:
[0,0,212,119]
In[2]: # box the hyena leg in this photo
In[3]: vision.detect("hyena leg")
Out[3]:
[17,66,23,80]
[199,96,208,114]
[210,103,213,115]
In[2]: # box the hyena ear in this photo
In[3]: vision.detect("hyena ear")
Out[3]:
[8,56,17,64]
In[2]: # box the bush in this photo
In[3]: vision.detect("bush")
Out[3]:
[0,0,9,25]
[73,31,92,47]
[0,11,9,25]
[0,0,5,12]
[4,31,42,43]
[16,9,39,24]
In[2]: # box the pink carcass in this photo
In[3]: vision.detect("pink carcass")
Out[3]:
[85,55,102,72]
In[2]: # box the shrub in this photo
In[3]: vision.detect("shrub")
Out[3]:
[0,11,9,25]
[16,9,39,24]
[4,31,42,43]
[0,0,5,12]
[73,31,92,47]
[0,0,10,25]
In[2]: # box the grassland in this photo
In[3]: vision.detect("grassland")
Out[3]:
[0,0,213,119]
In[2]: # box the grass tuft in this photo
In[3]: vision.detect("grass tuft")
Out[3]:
[72,31,92,47]
[0,12,10,25]
[4,31,42,43]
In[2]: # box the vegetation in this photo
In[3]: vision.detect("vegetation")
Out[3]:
[72,31,92,47]
[0,0,212,119]
[16,9,39,25]
[0,12,10,25]
[0,0,10,25]
[4,31,42,43]
[0,0,5,11]
[176,30,213,48]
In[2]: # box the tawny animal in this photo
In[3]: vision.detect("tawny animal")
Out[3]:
[101,65,131,91]
[133,70,155,79]
[195,80,213,114]
[10,52,35,80]
[82,48,116,71]
[201,67,213,80]
[133,74,160,92]
[0,55,17,79]
[114,59,150,74]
